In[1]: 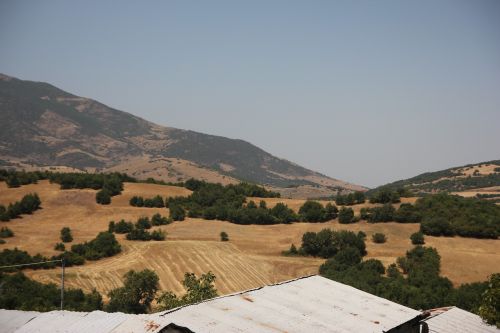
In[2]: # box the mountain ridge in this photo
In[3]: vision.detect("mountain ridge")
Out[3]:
[0,73,366,197]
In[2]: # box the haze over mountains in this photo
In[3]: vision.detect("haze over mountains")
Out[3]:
[0,74,366,197]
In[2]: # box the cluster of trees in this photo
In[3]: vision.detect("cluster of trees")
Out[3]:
[129,195,165,207]
[0,232,122,270]
[168,180,339,225]
[286,228,367,259]
[320,244,493,313]
[0,170,50,188]
[0,272,103,312]
[335,192,365,205]
[106,269,218,314]
[0,193,41,221]
[69,232,121,261]
[108,214,170,241]
[416,193,500,239]
[47,172,134,205]
[368,188,402,204]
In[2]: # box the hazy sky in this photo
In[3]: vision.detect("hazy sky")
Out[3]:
[1,1,499,187]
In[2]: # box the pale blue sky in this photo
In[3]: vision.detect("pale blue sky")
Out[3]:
[1,0,499,187]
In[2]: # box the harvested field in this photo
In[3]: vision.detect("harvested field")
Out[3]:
[1,181,498,298]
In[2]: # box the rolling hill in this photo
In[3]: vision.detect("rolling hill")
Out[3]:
[0,73,365,198]
[369,160,500,196]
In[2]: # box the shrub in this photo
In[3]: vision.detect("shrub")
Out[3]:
[54,243,65,251]
[220,231,229,241]
[135,217,152,230]
[372,233,387,243]
[0,227,14,238]
[299,201,324,222]
[338,207,355,224]
[151,213,171,226]
[71,232,121,260]
[96,189,111,205]
[410,232,425,245]
[112,220,134,234]
[60,227,73,243]
[169,205,185,221]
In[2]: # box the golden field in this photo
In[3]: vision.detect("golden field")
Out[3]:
[1,181,499,298]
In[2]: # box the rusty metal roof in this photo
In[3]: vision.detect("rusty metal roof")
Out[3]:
[423,306,499,333]
[0,275,423,333]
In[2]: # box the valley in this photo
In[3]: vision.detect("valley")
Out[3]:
[1,180,498,299]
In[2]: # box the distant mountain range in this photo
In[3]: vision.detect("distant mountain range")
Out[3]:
[369,160,500,194]
[0,73,366,197]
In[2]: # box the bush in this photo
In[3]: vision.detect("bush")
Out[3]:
[151,213,171,226]
[110,220,134,234]
[96,189,111,205]
[54,243,65,251]
[298,229,366,258]
[299,201,328,222]
[369,188,401,204]
[71,232,121,260]
[135,217,152,230]
[338,207,355,224]
[372,233,387,243]
[0,193,42,221]
[367,204,395,222]
[60,227,73,243]
[0,227,14,238]
[169,205,185,221]
[410,232,425,245]
[220,231,229,241]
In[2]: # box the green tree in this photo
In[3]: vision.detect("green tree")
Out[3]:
[299,201,326,222]
[106,269,159,314]
[220,231,229,241]
[96,189,111,205]
[0,227,14,238]
[478,273,500,328]
[338,207,355,224]
[156,272,218,310]
[410,232,425,245]
[325,203,339,220]
[54,242,65,251]
[372,233,387,243]
[169,204,186,221]
[60,227,73,243]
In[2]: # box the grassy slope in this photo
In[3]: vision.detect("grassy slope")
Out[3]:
[0,181,498,298]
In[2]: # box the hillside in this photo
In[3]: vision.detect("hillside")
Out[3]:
[0,73,365,198]
[369,160,500,196]
[0,180,498,298]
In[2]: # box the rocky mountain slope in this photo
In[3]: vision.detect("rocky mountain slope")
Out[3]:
[0,74,366,197]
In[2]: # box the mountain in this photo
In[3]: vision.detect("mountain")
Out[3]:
[0,73,366,197]
[369,160,500,194]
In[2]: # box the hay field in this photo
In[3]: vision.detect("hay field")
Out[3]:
[1,181,499,299]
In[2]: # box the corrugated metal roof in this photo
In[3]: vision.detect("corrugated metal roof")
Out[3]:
[423,306,499,333]
[0,309,39,333]
[0,275,422,333]
[151,275,422,333]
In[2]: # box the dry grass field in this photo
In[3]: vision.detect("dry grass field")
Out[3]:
[1,181,499,299]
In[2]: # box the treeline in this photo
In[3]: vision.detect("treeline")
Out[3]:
[108,214,169,241]
[48,172,134,205]
[0,169,135,205]
[0,193,41,221]
[284,228,366,259]
[335,192,365,205]
[360,194,500,239]
[0,272,103,312]
[130,195,165,207]
[0,232,122,270]
[0,170,50,188]
[166,179,340,225]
